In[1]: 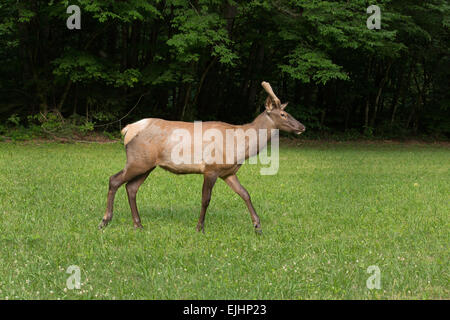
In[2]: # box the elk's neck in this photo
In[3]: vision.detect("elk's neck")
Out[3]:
[240,111,277,159]
[251,111,276,131]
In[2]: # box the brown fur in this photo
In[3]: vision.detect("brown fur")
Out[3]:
[98,82,305,233]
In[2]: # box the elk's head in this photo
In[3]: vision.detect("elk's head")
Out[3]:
[261,81,306,135]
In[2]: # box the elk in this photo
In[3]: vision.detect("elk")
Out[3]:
[98,82,305,233]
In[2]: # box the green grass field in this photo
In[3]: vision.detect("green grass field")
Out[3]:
[0,141,448,299]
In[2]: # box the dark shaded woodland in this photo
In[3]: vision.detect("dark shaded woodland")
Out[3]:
[0,1,449,138]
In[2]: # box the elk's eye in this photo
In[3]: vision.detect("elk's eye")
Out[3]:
[281,113,287,119]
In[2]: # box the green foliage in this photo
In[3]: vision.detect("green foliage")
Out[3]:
[7,114,21,126]
[1,111,99,140]
[0,0,448,138]
[280,48,349,84]
[53,51,141,87]
[167,6,236,65]
[102,130,120,140]
[36,111,95,137]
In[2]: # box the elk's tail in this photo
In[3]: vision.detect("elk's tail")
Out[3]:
[121,125,129,137]
[121,119,150,146]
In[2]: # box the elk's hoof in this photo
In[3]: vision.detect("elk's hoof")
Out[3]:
[255,227,263,235]
[98,219,109,229]
[196,225,205,233]
[134,223,144,229]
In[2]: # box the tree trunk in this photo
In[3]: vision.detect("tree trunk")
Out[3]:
[363,57,373,131]
[121,24,128,70]
[240,41,257,100]
[180,83,192,120]
[56,79,72,111]
[344,104,352,131]
[390,68,404,126]
[129,21,140,68]
[370,60,392,128]
[248,43,265,114]
[364,98,370,129]
[193,56,217,108]
[72,84,78,115]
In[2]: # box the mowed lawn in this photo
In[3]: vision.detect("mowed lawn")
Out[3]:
[0,141,448,300]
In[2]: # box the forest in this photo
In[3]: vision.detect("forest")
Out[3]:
[0,0,449,139]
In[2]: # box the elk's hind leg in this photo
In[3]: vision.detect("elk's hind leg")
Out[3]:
[223,174,262,234]
[125,168,154,228]
[99,170,126,229]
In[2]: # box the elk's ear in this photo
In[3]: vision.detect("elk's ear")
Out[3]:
[281,102,289,110]
[265,97,274,113]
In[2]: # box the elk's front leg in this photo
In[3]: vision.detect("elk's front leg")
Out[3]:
[196,173,218,233]
[223,174,262,234]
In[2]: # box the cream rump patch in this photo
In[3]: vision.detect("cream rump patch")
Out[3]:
[122,118,151,146]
